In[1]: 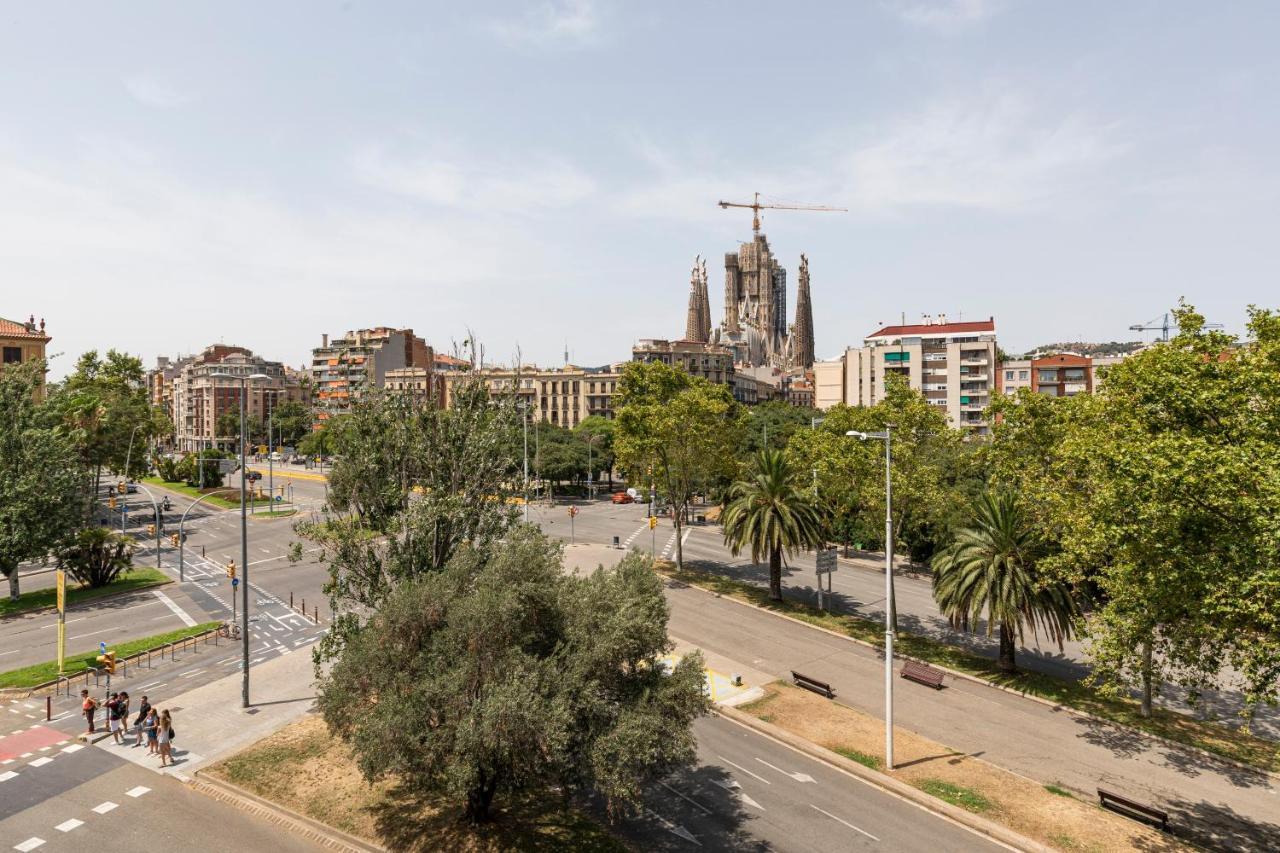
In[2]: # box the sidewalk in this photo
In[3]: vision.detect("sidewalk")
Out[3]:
[662,579,1280,850]
[94,639,319,780]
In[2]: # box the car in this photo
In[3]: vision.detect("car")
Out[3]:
[246,470,262,482]
[287,454,305,465]
[125,482,138,494]
[611,492,633,504]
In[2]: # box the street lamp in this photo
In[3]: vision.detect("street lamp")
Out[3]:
[123,424,145,483]
[847,425,895,770]
[210,370,270,709]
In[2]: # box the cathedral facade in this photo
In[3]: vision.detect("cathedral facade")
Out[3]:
[683,233,815,371]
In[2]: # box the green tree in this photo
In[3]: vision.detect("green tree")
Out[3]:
[56,526,135,588]
[267,399,312,447]
[216,409,264,446]
[0,361,87,600]
[615,361,743,568]
[316,529,707,824]
[177,449,227,489]
[721,449,824,601]
[931,491,1078,673]
[50,350,156,489]
[738,400,821,457]
[573,415,616,488]
[533,421,586,493]
[1040,304,1280,719]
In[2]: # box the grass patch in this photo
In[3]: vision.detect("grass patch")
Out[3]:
[0,621,221,688]
[917,778,993,813]
[0,567,170,619]
[833,746,882,770]
[142,478,275,510]
[207,715,626,852]
[663,564,1280,774]
[735,682,1182,851]
[1045,783,1074,798]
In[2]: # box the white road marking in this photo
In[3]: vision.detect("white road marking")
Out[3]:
[14,838,45,852]
[92,801,118,814]
[681,527,692,546]
[28,757,52,767]
[126,785,151,797]
[755,757,816,783]
[60,744,83,753]
[716,755,771,784]
[643,808,701,847]
[658,781,712,815]
[152,590,198,627]
[714,779,765,811]
[810,804,879,841]
[54,819,83,833]
[0,770,17,781]
[180,668,206,678]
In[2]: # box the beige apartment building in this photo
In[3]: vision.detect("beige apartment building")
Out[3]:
[440,364,624,427]
[631,339,734,386]
[311,327,433,418]
[150,345,301,453]
[815,317,998,434]
[0,315,51,395]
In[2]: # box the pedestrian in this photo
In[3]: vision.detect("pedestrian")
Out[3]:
[106,692,123,744]
[143,708,159,755]
[132,695,152,748]
[157,709,173,767]
[80,689,98,733]
[117,692,130,743]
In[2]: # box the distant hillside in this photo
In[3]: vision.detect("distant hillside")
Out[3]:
[1019,341,1144,359]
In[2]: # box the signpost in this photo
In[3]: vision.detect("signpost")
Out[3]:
[56,570,66,674]
[815,547,838,611]
[568,505,578,544]
[649,514,659,556]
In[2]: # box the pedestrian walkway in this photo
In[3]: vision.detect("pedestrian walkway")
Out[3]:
[93,635,320,779]
[663,579,1280,849]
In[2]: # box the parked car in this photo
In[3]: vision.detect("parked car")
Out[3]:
[611,492,633,504]
[287,454,305,465]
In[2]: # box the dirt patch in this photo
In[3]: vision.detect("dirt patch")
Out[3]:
[740,683,1185,853]
[205,714,626,852]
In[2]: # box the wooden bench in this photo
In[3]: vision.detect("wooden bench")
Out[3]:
[900,660,945,690]
[1098,788,1169,831]
[791,670,835,699]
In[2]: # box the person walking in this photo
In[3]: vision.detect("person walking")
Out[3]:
[142,708,159,755]
[157,710,173,767]
[117,692,130,743]
[80,689,98,734]
[132,695,152,748]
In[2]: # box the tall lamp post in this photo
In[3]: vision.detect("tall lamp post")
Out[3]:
[847,425,895,769]
[211,371,270,709]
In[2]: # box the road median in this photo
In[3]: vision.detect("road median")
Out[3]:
[0,566,171,619]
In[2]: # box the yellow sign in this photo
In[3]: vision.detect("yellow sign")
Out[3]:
[56,570,66,674]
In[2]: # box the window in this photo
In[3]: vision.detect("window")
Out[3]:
[1018,370,1029,380]
[2,347,21,364]
[1004,370,1014,381]
[884,351,910,363]
[1038,369,1059,382]
[1064,368,1086,381]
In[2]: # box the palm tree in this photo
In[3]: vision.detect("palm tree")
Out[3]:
[931,491,1078,673]
[721,449,824,601]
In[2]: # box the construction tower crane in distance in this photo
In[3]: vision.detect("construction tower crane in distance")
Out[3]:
[1129,312,1223,342]
[718,191,847,235]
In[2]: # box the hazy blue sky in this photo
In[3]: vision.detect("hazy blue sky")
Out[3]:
[3,1,1277,377]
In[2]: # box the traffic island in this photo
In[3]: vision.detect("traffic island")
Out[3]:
[732,682,1185,852]
[0,567,171,619]
[202,714,627,853]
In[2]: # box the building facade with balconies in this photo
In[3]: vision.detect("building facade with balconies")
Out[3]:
[813,317,998,434]
[310,327,433,420]
[439,364,624,428]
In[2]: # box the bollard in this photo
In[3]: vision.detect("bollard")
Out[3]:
[46,696,51,721]
[313,605,318,624]
[290,591,294,608]
[301,597,305,615]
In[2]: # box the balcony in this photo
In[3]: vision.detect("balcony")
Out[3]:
[960,357,988,367]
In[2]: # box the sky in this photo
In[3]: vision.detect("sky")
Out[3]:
[2,1,1278,379]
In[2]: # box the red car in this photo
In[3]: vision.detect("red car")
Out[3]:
[611,492,633,504]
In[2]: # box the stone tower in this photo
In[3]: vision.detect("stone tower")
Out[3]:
[792,254,815,368]
[685,256,712,343]
[698,257,712,344]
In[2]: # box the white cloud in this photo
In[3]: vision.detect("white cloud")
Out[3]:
[352,146,596,214]
[122,74,192,108]
[486,0,600,46]
[845,91,1128,212]
[883,0,1002,31]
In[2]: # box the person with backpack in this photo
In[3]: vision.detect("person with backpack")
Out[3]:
[157,709,173,767]
[106,692,124,744]
[132,695,152,747]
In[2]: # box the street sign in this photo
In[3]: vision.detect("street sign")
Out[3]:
[99,641,107,653]
[232,577,240,588]
[816,548,838,574]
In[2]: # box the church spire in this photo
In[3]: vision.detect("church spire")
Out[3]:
[685,256,709,342]
[792,254,815,369]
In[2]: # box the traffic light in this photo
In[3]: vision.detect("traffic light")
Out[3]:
[117,481,127,494]
[169,533,180,547]
[568,506,578,518]
[146,524,156,537]
[226,560,236,580]
[108,495,117,510]
[96,651,116,674]
[649,516,659,530]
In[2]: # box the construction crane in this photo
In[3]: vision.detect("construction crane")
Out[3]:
[718,191,846,235]
[1129,312,1224,342]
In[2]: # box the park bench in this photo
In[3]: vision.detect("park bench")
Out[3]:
[900,660,945,690]
[1098,788,1169,831]
[791,670,835,699]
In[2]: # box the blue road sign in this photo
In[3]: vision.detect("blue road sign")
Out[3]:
[99,641,107,653]
[231,578,240,588]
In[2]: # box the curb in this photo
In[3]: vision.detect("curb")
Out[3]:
[0,577,174,624]
[191,770,385,853]
[662,570,1280,786]
[714,705,1047,852]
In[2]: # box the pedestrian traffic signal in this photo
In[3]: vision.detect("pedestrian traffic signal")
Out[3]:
[97,651,116,674]
[649,516,659,530]
[226,560,236,580]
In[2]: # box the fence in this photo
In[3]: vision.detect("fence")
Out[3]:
[46,625,226,698]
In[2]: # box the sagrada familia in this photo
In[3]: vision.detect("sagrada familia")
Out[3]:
[683,233,815,371]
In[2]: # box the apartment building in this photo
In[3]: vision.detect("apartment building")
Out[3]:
[311,327,433,418]
[0,315,51,395]
[632,339,735,386]
[151,345,299,453]
[997,352,1128,397]
[440,364,624,427]
[814,317,998,433]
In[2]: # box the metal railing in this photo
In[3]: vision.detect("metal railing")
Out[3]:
[47,625,224,697]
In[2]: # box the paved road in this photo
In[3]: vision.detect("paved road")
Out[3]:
[615,714,1006,852]
[0,725,320,851]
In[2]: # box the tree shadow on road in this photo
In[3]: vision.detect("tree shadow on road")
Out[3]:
[1158,794,1280,851]
[612,762,770,852]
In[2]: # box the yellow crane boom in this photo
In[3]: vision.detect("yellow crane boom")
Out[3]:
[718,191,847,234]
